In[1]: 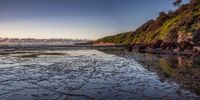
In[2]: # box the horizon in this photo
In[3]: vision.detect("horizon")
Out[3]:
[0,0,189,40]
[0,37,91,40]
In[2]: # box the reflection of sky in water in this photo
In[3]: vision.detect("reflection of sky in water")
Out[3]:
[0,50,198,99]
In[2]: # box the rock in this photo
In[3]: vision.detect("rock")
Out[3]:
[150,40,163,49]
[160,42,179,51]
[193,46,200,56]
[179,41,194,51]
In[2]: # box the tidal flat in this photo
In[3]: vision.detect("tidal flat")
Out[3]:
[0,47,199,100]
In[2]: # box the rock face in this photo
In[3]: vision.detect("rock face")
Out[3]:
[177,31,193,42]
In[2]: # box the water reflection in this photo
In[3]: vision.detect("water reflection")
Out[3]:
[158,56,200,95]
[98,49,200,96]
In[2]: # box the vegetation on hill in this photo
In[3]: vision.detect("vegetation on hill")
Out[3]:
[97,0,200,45]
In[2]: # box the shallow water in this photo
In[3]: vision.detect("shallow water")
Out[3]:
[0,49,199,100]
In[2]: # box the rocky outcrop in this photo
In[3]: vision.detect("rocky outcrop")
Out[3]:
[160,42,179,51]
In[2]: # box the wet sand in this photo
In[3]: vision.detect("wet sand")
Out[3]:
[0,47,199,100]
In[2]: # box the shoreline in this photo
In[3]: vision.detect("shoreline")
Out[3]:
[94,44,200,57]
[0,44,198,57]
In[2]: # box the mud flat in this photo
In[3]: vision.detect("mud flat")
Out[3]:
[0,47,199,99]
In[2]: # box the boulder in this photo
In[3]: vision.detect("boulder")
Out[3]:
[193,46,200,56]
[150,40,163,49]
[179,41,194,51]
[161,42,179,51]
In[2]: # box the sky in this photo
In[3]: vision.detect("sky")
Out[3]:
[0,0,189,40]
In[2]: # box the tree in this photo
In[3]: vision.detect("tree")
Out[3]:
[190,0,200,6]
[173,0,182,7]
[157,12,169,23]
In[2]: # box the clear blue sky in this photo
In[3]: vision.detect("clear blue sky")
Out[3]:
[0,0,189,40]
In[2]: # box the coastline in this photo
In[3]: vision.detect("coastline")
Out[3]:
[0,44,199,57]
[93,42,200,57]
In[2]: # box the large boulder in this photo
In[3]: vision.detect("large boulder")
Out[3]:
[137,43,147,52]
[150,40,163,49]
[179,41,194,51]
[193,30,200,43]
[161,42,179,51]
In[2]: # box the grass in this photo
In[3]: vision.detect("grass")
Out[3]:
[159,15,182,40]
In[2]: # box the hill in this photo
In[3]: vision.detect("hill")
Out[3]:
[97,0,200,45]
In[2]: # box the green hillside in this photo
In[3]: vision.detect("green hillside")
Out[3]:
[97,0,200,45]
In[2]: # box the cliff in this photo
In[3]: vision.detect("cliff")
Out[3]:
[97,0,200,45]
